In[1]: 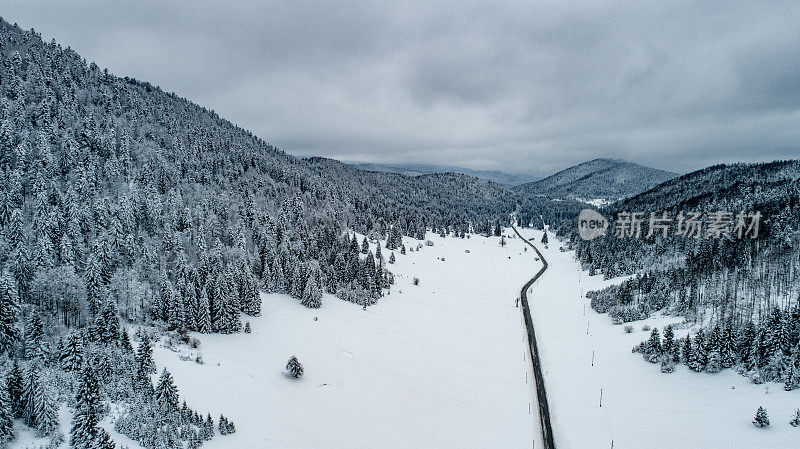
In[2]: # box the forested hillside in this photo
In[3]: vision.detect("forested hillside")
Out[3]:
[0,19,559,448]
[514,158,676,203]
[560,161,800,386]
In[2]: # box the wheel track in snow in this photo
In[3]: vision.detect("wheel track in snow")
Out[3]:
[512,226,556,449]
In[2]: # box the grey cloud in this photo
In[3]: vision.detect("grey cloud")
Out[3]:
[3,0,799,176]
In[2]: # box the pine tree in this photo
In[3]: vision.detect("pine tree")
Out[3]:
[155,368,179,411]
[389,252,396,264]
[32,375,58,436]
[400,244,406,255]
[682,336,691,365]
[790,409,800,427]
[71,366,102,449]
[0,375,13,445]
[783,367,798,391]
[753,406,769,428]
[120,327,133,352]
[644,328,662,363]
[541,232,548,245]
[662,325,675,356]
[0,270,20,354]
[361,237,369,254]
[705,350,722,373]
[6,360,23,417]
[24,311,44,359]
[136,333,156,374]
[60,331,84,371]
[100,301,120,343]
[196,288,212,334]
[688,334,705,372]
[286,356,303,378]
[300,276,322,309]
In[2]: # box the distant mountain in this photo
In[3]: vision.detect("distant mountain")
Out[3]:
[513,158,676,203]
[348,161,538,187]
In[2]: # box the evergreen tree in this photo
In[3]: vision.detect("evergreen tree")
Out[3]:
[361,237,369,254]
[662,325,675,356]
[71,366,102,449]
[541,232,548,245]
[682,336,691,365]
[119,327,133,353]
[389,252,396,264]
[24,311,44,359]
[0,376,13,445]
[753,406,769,428]
[0,270,20,354]
[300,276,322,309]
[60,331,84,371]
[790,409,800,427]
[154,368,179,411]
[196,288,212,334]
[286,356,303,378]
[136,333,156,374]
[644,328,662,363]
[6,360,23,418]
[100,301,120,343]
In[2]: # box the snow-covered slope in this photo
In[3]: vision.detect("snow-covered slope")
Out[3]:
[151,232,541,448]
[518,228,800,449]
[514,158,676,203]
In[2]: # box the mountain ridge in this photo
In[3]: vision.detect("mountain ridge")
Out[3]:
[513,158,677,203]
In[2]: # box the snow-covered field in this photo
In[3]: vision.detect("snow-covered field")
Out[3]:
[151,232,540,449]
[517,228,800,449]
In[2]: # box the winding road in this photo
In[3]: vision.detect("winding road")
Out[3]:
[512,226,556,449]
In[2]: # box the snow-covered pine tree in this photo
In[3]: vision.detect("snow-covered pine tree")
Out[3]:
[60,331,84,372]
[32,374,58,437]
[286,356,303,378]
[688,333,705,372]
[662,325,674,356]
[204,413,215,440]
[24,310,44,359]
[219,415,228,435]
[389,252,395,264]
[644,328,662,363]
[681,336,691,366]
[136,333,156,374]
[120,327,133,353]
[753,406,769,428]
[0,376,12,444]
[155,368,179,411]
[100,301,120,343]
[790,409,800,427]
[71,366,103,449]
[6,360,23,418]
[195,289,212,334]
[300,276,322,309]
[361,237,369,254]
[705,350,722,373]
[784,367,798,391]
[0,269,20,354]
[400,244,406,255]
[541,232,548,245]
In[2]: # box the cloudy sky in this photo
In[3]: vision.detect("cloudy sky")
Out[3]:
[4,1,799,175]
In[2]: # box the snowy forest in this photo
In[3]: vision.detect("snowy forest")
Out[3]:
[0,19,579,449]
[570,161,800,387]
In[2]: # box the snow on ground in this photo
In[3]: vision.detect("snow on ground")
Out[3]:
[152,231,540,449]
[517,228,800,449]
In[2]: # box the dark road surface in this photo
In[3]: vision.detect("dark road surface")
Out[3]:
[512,226,556,449]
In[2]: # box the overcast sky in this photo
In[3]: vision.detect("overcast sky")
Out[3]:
[4,1,799,175]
